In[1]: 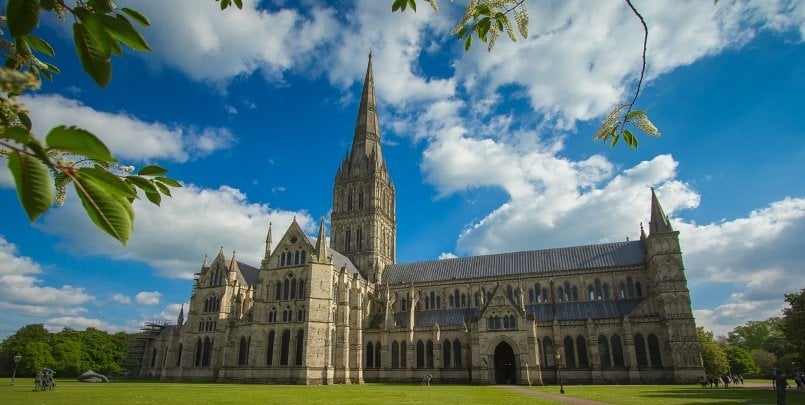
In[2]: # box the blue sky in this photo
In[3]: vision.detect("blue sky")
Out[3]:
[1,0,803,339]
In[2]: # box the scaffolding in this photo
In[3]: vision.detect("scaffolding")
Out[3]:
[123,321,169,378]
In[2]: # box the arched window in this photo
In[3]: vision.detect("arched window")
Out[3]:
[280,330,290,366]
[424,296,430,310]
[436,295,441,309]
[647,333,662,367]
[297,307,305,322]
[443,340,451,368]
[290,277,297,300]
[400,341,407,368]
[619,282,626,299]
[426,340,434,368]
[577,336,588,367]
[300,250,306,264]
[151,348,157,367]
[283,278,290,300]
[612,334,625,367]
[634,333,648,367]
[276,282,282,301]
[176,344,182,367]
[238,336,249,366]
[563,336,576,368]
[598,335,611,368]
[391,341,400,368]
[267,331,275,366]
[357,227,363,250]
[529,288,534,303]
[541,288,548,302]
[627,277,635,298]
[535,283,542,302]
[416,340,425,368]
[503,315,510,329]
[295,329,304,365]
[367,342,374,368]
[375,341,381,368]
[202,337,212,367]
[194,338,202,367]
[543,337,555,367]
[588,285,595,301]
[635,282,643,298]
[280,252,286,267]
[449,295,454,308]
[461,293,466,307]
[453,340,462,367]
[294,250,300,265]
[298,280,305,299]
[571,286,579,301]
[557,287,565,302]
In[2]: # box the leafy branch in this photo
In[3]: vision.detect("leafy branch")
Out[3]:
[1,0,182,245]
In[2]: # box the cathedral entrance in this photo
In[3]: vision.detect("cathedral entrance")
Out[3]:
[494,342,517,384]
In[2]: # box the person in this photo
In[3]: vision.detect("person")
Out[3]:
[699,375,708,388]
[775,372,791,405]
[721,374,730,388]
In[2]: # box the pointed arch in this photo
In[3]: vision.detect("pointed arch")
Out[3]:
[453,339,462,367]
[576,336,588,367]
[266,331,275,366]
[280,329,290,366]
[598,335,611,368]
[295,329,305,365]
[612,334,625,367]
[543,337,555,367]
[443,339,451,368]
[391,341,400,368]
[367,342,374,368]
[563,336,576,367]
[634,333,648,367]
[238,336,249,366]
[202,337,212,367]
[416,340,425,368]
[647,333,662,367]
[375,341,381,368]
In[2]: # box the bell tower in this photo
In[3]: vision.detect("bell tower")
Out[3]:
[331,53,396,282]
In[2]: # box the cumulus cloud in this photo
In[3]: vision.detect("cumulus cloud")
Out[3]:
[437,252,458,260]
[45,316,120,333]
[20,94,234,163]
[0,235,93,316]
[111,293,132,304]
[122,0,338,84]
[454,0,805,128]
[135,291,162,305]
[38,184,315,279]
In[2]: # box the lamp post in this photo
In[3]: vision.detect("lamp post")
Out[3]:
[11,354,21,385]
[555,350,564,394]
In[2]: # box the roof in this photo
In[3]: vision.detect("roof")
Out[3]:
[305,235,360,275]
[393,308,478,328]
[527,299,643,321]
[236,261,260,286]
[383,241,646,284]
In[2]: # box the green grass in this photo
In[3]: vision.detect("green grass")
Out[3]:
[530,383,805,404]
[2,378,804,404]
[0,379,555,404]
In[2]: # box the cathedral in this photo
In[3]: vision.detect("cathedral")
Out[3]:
[137,56,704,385]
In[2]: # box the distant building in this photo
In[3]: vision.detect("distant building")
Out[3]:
[138,55,703,384]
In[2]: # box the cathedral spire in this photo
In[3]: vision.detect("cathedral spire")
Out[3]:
[264,222,273,260]
[351,51,382,164]
[315,217,328,261]
[177,304,184,326]
[649,188,673,234]
[229,250,237,272]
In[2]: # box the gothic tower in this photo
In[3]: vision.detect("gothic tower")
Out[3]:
[644,189,703,379]
[331,53,396,282]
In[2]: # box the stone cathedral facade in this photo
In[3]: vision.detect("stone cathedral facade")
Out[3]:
[138,56,704,385]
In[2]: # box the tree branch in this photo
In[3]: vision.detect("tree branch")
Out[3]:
[620,0,648,132]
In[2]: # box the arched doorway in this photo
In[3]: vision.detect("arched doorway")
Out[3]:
[494,342,517,384]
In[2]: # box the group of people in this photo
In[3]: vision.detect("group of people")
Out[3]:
[794,373,805,391]
[34,368,56,391]
[699,374,744,388]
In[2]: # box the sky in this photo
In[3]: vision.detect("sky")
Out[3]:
[0,0,804,340]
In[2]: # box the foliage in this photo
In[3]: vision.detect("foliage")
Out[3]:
[726,317,789,360]
[698,327,728,376]
[1,1,182,245]
[750,349,777,374]
[721,344,758,375]
[781,288,805,369]
[392,0,660,150]
[0,325,128,378]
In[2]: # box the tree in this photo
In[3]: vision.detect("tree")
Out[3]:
[20,341,56,376]
[727,318,786,353]
[722,344,759,375]
[2,1,188,245]
[781,288,805,368]
[698,327,728,376]
[52,338,84,376]
[0,324,50,376]
[751,349,777,374]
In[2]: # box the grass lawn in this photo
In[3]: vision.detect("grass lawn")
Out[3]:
[2,378,804,404]
[0,379,555,404]
[530,383,805,404]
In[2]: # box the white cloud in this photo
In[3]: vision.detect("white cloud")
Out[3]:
[124,0,338,84]
[135,291,162,305]
[111,293,132,304]
[437,252,458,260]
[45,316,120,333]
[21,94,234,163]
[38,184,315,279]
[0,235,94,315]
[453,0,805,128]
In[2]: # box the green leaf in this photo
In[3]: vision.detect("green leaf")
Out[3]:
[464,34,472,51]
[233,0,243,9]
[392,0,404,12]
[70,170,133,245]
[144,190,161,205]
[73,21,113,87]
[121,7,151,27]
[457,26,469,39]
[125,175,157,193]
[46,126,117,163]
[99,14,150,52]
[220,0,230,10]
[40,0,56,11]
[23,35,55,57]
[2,126,35,143]
[155,176,181,188]
[80,167,137,200]
[610,133,620,147]
[154,181,171,197]
[44,62,61,74]
[622,129,638,148]
[625,109,646,121]
[88,0,116,14]
[6,0,41,38]
[407,0,416,12]
[7,150,54,222]
[137,165,168,176]
[17,111,33,130]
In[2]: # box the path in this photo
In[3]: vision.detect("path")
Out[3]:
[497,385,610,405]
